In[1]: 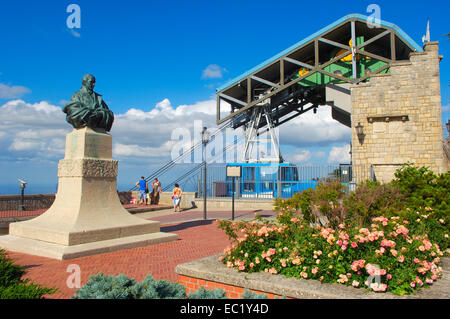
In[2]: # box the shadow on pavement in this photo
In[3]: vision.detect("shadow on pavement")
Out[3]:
[161,219,214,232]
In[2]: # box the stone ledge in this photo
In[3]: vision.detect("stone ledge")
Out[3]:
[175,254,450,299]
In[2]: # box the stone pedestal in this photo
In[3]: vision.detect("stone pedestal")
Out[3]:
[0,127,177,260]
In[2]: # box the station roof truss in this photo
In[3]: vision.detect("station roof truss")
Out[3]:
[216,13,422,129]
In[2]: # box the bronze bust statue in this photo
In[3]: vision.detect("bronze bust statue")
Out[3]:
[63,74,114,132]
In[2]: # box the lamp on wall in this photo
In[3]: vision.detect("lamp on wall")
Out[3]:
[356,122,364,136]
[446,119,450,134]
[355,122,364,144]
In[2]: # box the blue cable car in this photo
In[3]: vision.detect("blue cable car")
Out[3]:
[226,163,318,199]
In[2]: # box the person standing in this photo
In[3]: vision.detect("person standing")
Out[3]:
[135,177,148,205]
[172,183,182,212]
[151,178,162,205]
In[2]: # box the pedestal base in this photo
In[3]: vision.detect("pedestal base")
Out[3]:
[0,128,178,259]
[0,232,178,260]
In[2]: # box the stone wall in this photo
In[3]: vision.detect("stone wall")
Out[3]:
[351,41,448,183]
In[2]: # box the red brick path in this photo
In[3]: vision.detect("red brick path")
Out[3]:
[0,209,47,219]
[151,209,277,225]
[0,204,162,219]
[4,219,232,299]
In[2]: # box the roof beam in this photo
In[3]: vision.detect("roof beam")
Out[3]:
[354,49,392,63]
[251,76,280,88]
[219,93,247,107]
[217,67,320,124]
[356,30,391,49]
[318,37,351,51]
[283,57,314,70]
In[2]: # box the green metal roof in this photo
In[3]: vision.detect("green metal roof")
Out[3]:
[216,13,422,93]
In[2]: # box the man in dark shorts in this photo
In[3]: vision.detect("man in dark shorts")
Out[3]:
[151,178,162,205]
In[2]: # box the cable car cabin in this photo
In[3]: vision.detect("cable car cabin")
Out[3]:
[226,163,317,199]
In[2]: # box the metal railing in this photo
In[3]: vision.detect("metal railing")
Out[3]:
[190,163,374,199]
[0,191,134,219]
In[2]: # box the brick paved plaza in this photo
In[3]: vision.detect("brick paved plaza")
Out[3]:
[2,208,276,299]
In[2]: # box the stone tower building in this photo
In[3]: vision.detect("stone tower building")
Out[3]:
[351,41,449,182]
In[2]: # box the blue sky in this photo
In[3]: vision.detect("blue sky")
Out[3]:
[0,0,449,194]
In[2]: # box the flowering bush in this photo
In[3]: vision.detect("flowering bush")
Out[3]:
[392,165,449,251]
[273,165,449,252]
[218,166,449,296]
[218,215,444,295]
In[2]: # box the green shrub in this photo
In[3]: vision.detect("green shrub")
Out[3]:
[219,216,445,295]
[0,281,56,299]
[310,181,347,227]
[218,165,449,296]
[187,287,227,299]
[392,164,449,251]
[72,273,136,299]
[274,189,313,225]
[274,182,348,228]
[241,289,268,299]
[73,272,275,299]
[72,273,187,299]
[0,249,26,287]
[0,249,56,299]
[274,165,448,253]
[133,275,186,299]
[344,181,404,227]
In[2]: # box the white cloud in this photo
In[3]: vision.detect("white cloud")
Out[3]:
[113,141,174,158]
[328,144,351,164]
[279,105,351,147]
[202,64,227,79]
[0,98,228,166]
[0,83,31,99]
[8,139,45,152]
[293,150,311,163]
[315,151,326,158]
[0,97,353,173]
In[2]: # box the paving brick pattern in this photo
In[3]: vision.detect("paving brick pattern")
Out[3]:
[3,219,232,299]
[0,209,47,219]
[151,209,277,225]
[0,204,163,219]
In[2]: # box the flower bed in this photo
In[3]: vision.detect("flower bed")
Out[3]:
[218,165,449,296]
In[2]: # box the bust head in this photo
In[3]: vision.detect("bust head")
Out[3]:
[82,74,96,94]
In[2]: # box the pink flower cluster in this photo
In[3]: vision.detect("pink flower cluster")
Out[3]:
[350,260,366,272]
[337,274,349,284]
[221,211,445,295]
[261,248,276,262]
[369,282,388,292]
[381,239,396,248]
[365,264,387,277]
[372,217,389,226]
